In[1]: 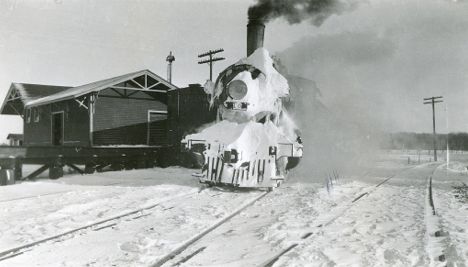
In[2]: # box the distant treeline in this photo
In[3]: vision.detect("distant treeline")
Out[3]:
[381,132,468,151]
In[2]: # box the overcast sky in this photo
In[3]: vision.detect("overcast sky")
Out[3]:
[0,0,467,142]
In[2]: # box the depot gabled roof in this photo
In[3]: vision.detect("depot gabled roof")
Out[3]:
[25,69,178,108]
[0,83,71,115]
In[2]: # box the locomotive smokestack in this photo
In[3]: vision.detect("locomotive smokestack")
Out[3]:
[247,18,265,56]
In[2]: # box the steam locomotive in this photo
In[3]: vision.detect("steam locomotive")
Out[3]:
[183,47,303,189]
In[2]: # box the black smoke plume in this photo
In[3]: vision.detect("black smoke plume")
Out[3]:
[248,0,357,25]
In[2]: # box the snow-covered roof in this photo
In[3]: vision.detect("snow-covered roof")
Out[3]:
[25,69,177,107]
[0,83,71,115]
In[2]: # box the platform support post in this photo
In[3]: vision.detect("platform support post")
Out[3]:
[84,163,96,174]
[14,158,23,180]
[49,156,64,179]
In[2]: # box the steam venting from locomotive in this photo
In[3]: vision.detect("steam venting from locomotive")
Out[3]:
[247,0,375,181]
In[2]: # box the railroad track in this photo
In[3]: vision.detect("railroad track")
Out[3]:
[0,190,72,203]
[156,168,415,266]
[0,165,436,266]
[0,189,200,262]
[0,181,126,204]
[424,165,463,265]
[151,190,270,267]
[260,164,432,267]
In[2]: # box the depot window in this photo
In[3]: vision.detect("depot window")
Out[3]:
[25,108,31,123]
[33,107,40,122]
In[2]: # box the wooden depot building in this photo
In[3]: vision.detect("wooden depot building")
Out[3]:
[0,69,214,179]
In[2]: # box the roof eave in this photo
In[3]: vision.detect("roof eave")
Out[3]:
[25,69,179,108]
[25,95,75,108]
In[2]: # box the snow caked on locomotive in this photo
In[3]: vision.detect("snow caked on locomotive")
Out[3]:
[183,19,303,189]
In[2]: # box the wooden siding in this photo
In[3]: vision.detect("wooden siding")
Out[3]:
[24,105,51,145]
[148,112,168,145]
[52,100,90,146]
[22,84,213,149]
[93,96,167,145]
[24,99,89,146]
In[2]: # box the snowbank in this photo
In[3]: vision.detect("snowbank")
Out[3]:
[185,120,295,164]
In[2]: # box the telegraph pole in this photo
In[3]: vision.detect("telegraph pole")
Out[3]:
[423,96,443,161]
[198,48,225,81]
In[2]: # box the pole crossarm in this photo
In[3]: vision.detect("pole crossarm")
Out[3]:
[198,57,225,64]
[197,48,225,81]
[198,48,224,58]
[424,96,442,100]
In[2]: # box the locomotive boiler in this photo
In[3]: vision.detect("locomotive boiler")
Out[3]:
[183,19,303,189]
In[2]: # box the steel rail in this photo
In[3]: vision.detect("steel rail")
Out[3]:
[0,190,72,203]
[0,190,199,261]
[260,164,429,267]
[0,181,137,204]
[152,191,270,267]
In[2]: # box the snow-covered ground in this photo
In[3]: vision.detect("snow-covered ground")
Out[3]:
[275,164,437,266]
[0,152,467,266]
[431,163,468,265]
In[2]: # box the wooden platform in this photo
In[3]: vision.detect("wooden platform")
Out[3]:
[0,145,173,180]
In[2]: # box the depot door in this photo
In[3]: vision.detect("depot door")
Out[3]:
[51,112,64,146]
[147,111,168,146]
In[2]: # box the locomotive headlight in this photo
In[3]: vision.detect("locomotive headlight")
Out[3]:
[228,80,248,100]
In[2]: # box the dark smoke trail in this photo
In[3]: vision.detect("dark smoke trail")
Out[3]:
[248,0,357,25]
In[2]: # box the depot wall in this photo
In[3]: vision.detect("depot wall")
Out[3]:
[23,84,215,149]
[23,99,89,146]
